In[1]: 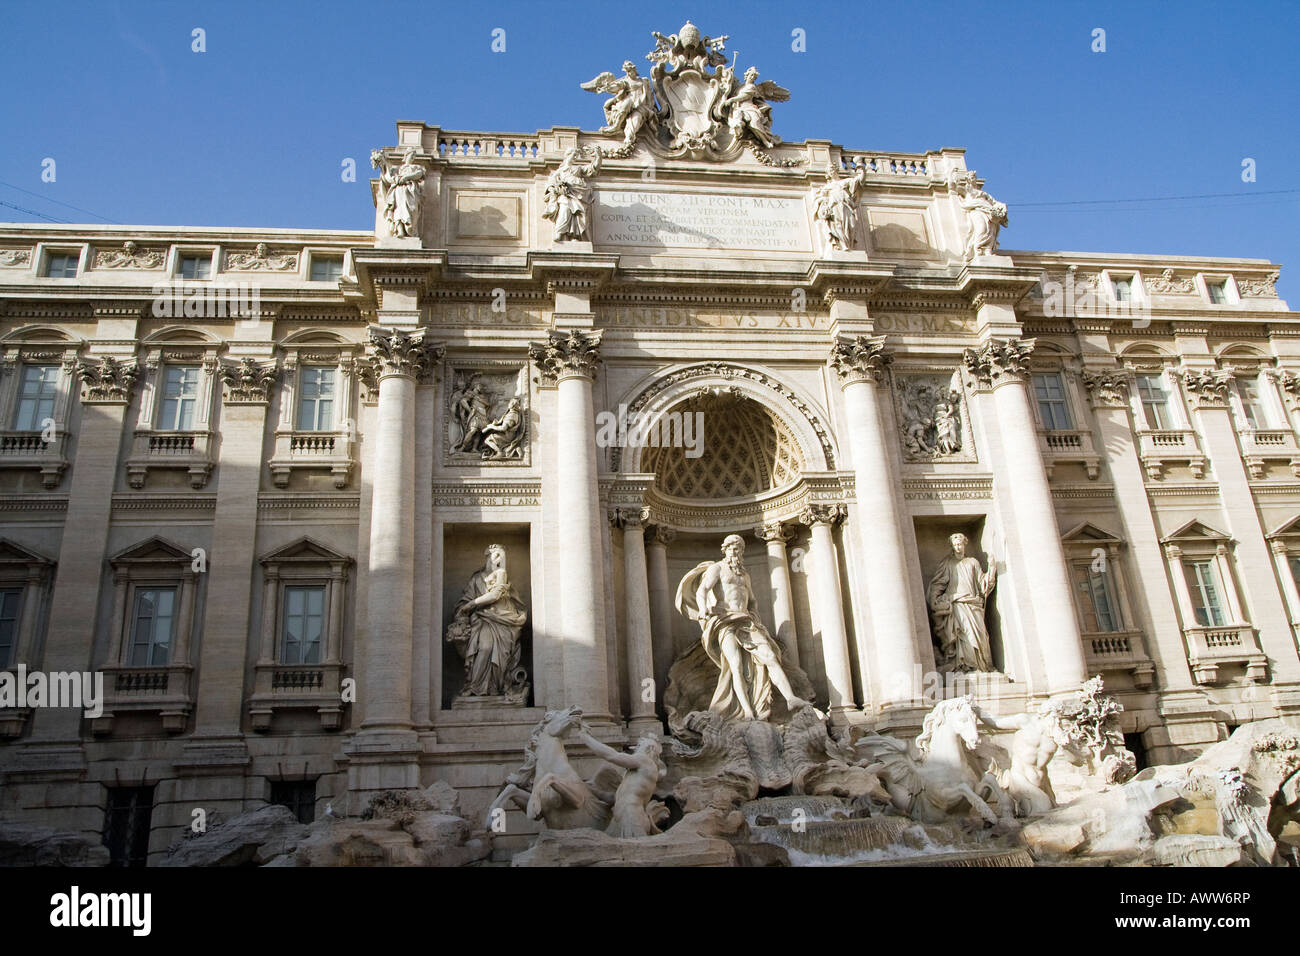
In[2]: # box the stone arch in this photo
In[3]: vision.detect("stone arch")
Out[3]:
[0,325,77,343]
[613,362,836,474]
[142,325,221,344]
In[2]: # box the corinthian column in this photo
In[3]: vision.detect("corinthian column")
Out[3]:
[646,526,676,695]
[799,503,855,718]
[358,326,442,738]
[612,508,658,732]
[829,335,924,709]
[755,522,799,667]
[530,329,610,718]
[964,337,1086,693]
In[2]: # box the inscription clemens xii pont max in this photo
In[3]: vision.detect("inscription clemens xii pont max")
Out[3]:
[595,191,811,251]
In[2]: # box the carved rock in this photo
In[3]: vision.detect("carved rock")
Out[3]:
[510,809,742,867]
[161,804,309,867]
[0,820,112,867]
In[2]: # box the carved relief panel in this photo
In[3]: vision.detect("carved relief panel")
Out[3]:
[892,368,977,463]
[444,361,529,466]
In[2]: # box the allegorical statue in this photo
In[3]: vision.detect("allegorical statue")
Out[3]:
[371,147,426,240]
[948,169,1008,261]
[720,66,789,149]
[446,544,528,698]
[974,700,1090,817]
[542,146,602,242]
[481,398,524,460]
[581,60,658,147]
[676,534,810,722]
[812,162,868,251]
[452,378,492,453]
[927,533,997,672]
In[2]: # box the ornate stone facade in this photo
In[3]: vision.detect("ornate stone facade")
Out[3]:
[0,19,1297,867]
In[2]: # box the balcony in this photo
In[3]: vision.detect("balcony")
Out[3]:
[1182,623,1267,685]
[248,661,346,732]
[1038,428,1101,479]
[91,663,194,735]
[1081,629,1155,688]
[1136,428,1207,481]
[1237,428,1300,479]
[125,429,215,489]
[0,429,69,488]
[269,430,353,489]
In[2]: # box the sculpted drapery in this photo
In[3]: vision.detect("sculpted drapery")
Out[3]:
[927,533,997,672]
[447,545,528,697]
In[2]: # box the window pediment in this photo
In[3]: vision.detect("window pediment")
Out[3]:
[110,536,193,568]
[260,536,351,567]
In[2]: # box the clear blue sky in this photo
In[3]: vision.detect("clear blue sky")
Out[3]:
[2,0,1297,300]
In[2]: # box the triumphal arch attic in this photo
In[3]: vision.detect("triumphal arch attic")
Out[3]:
[0,20,1297,864]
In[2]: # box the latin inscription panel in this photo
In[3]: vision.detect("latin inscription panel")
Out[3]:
[594,190,811,251]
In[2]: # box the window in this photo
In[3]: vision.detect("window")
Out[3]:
[43,253,78,278]
[1032,372,1073,430]
[1236,376,1267,428]
[102,786,154,868]
[159,366,200,430]
[1135,373,1171,429]
[1072,562,1122,632]
[1112,276,1134,302]
[270,779,317,824]
[281,585,324,664]
[13,365,59,431]
[1207,281,1228,305]
[1289,555,1300,593]
[310,256,344,282]
[0,587,20,668]
[1183,559,1226,627]
[179,255,211,280]
[296,368,335,431]
[128,587,175,666]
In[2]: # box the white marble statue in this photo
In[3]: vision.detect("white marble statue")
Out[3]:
[480,398,524,460]
[372,147,426,239]
[721,66,788,149]
[451,377,492,452]
[812,162,867,251]
[975,700,1090,816]
[446,544,528,699]
[927,533,997,672]
[948,169,1007,260]
[676,534,810,722]
[576,729,669,837]
[581,61,658,147]
[542,147,602,242]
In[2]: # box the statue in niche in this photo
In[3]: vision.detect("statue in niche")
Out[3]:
[542,146,602,242]
[948,168,1007,261]
[676,534,810,722]
[371,147,426,239]
[720,66,788,149]
[927,533,998,673]
[446,544,529,700]
[812,162,868,251]
[581,61,658,147]
[900,375,964,459]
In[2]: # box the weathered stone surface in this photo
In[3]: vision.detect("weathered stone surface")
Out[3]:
[1022,777,1183,863]
[0,821,111,867]
[421,780,462,816]
[287,819,424,867]
[1149,834,1250,867]
[161,804,308,867]
[511,809,741,867]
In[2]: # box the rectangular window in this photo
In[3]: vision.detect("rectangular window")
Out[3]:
[310,256,344,282]
[281,585,324,664]
[128,587,176,666]
[1072,562,1122,632]
[102,786,155,868]
[44,252,79,278]
[1135,373,1171,429]
[0,587,21,668]
[1237,377,1267,428]
[296,368,335,431]
[1183,559,1226,627]
[270,779,318,824]
[159,366,200,430]
[14,365,59,431]
[1206,281,1228,305]
[1112,276,1134,302]
[1032,372,1073,430]
[179,255,211,280]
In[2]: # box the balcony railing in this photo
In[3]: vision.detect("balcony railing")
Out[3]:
[93,663,194,735]
[1137,428,1207,481]
[1238,428,1300,479]
[270,430,353,489]
[1182,623,1267,685]
[1038,428,1101,479]
[1081,629,1154,688]
[0,429,69,488]
[250,661,345,732]
[127,430,214,489]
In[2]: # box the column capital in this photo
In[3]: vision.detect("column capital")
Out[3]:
[365,325,443,383]
[754,521,790,545]
[963,337,1036,390]
[1179,366,1234,408]
[798,502,847,528]
[76,356,139,404]
[529,329,603,384]
[647,525,677,547]
[1080,368,1131,409]
[609,507,649,529]
[218,357,279,405]
[829,334,891,386]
